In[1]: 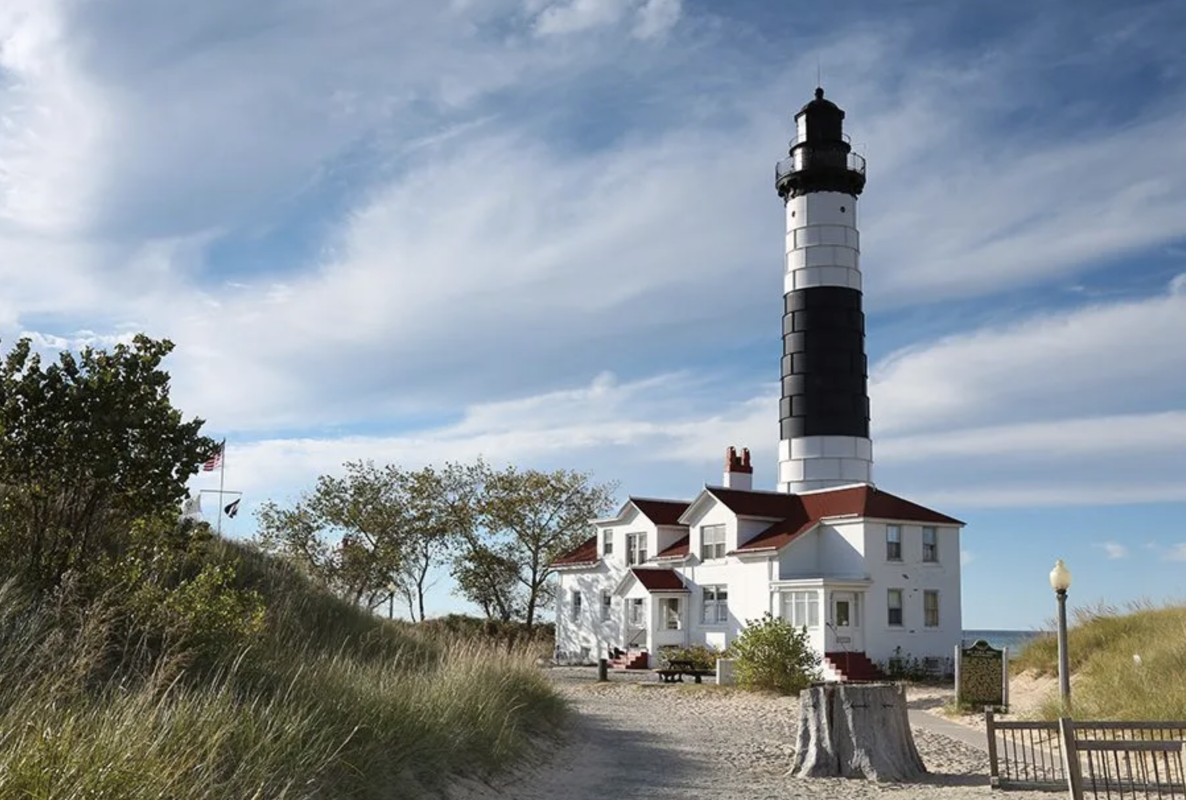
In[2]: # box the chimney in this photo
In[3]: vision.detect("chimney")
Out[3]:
[723,446,753,491]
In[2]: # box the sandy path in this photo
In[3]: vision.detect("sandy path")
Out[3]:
[448,669,1061,800]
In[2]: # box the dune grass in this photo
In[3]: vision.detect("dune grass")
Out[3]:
[0,539,567,800]
[1011,599,1186,721]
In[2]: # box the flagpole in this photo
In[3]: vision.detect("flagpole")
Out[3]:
[216,438,227,537]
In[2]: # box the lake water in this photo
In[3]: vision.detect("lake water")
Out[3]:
[962,629,1051,653]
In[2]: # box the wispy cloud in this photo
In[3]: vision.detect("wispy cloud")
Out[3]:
[961,550,975,567]
[1094,542,1130,560]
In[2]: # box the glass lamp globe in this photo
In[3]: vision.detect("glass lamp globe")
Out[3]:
[1049,559,1072,593]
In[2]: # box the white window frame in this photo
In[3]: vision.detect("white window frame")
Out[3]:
[886,524,902,561]
[625,532,648,565]
[887,588,904,627]
[701,585,728,625]
[661,597,681,630]
[923,590,940,627]
[922,526,938,562]
[601,590,612,622]
[700,523,726,561]
[571,590,582,621]
[602,529,614,556]
[782,590,820,628]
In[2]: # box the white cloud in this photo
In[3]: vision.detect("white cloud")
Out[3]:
[1094,542,1129,560]
[871,275,1186,436]
[961,550,975,567]
[1166,544,1186,562]
[531,0,679,37]
[633,0,681,39]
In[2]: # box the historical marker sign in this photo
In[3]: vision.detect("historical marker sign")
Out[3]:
[957,639,1006,709]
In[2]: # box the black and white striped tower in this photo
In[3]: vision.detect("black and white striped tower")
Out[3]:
[775,88,872,494]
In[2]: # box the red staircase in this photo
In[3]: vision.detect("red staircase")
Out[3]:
[610,650,649,670]
[824,651,886,682]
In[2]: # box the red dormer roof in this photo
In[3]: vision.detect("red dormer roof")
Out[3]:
[630,568,688,592]
[654,534,690,560]
[630,497,691,526]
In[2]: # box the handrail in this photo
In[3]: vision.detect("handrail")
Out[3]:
[775,150,867,183]
[825,620,853,681]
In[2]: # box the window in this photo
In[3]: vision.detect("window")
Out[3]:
[886,525,902,561]
[701,585,728,625]
[700,524,726,560]
[782,591,820,628]
[602,529,614,556]
[625,532,648,566]
[627,597,645,627]
[887,589,903,626]
[924,590,940,627]
[601,590,612,622]
[661,597,681,630]
[571,590,582,621]
[922,527,938,562]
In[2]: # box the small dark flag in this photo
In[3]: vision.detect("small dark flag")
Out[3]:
[224,498,241,518]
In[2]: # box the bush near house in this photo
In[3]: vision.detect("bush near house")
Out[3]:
[730,612,822,695]
[1012,600,1186,721]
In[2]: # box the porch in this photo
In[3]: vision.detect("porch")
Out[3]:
[771,577,883,681]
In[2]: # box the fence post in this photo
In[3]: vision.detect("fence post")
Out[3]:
[986,706,1000,787]
[1058,717,1083,800]
[1002,646,1010,713]
[598,658,608,682]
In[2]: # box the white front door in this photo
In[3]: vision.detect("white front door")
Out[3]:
[830,591,864,651]
[625,597,647,649]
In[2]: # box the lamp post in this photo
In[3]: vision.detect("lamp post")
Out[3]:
[1048,559,1072,712]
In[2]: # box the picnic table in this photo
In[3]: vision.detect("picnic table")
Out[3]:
[655,659,716,684]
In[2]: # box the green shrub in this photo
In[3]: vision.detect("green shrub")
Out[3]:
[878,646,932,682]
[730,612,821,694]
[659,644,721,671]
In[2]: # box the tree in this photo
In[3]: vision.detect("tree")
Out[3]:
[450,542,523,622]
[474,464,617,633]
[254,460,412,607]
[0,335,218,588]
[391,466,456,622]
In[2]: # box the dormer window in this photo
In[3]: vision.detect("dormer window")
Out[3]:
[625,532,648,565]
[700,524,726,560]
[602,529,614,556]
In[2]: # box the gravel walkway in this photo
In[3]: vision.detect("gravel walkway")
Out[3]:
[449,668,1063,800]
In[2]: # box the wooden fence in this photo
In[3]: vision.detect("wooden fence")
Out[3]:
[987,710,1186,799]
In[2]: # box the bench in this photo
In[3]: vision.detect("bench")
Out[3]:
[655,659,716,684]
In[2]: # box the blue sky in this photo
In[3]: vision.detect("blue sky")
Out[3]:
[3,0,1185,630]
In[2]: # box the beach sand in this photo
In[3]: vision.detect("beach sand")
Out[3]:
[448,667,1063,800]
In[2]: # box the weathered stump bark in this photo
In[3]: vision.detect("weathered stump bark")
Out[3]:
[789,682,927,782]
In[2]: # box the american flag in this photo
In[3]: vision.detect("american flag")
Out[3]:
[202,441,225,472]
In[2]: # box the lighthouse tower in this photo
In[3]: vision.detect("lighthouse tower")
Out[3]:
[775,88,873,494]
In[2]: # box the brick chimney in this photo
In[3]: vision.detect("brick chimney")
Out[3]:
[723,446,753,491]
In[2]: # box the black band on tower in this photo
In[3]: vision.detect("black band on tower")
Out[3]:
[779,286,870,440]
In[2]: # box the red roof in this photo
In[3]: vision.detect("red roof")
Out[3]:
[630,498,690,526]
[550,535,599,566]
[707,487,801,519]
[731,484,963,553]
[630,568,688,592]
[654,535,690,560]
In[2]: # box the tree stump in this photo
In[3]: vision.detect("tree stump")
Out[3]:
[789,682,927,782]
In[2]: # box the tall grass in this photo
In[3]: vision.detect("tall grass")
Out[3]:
[1012,600,1186,721]
[0,540,567,799]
